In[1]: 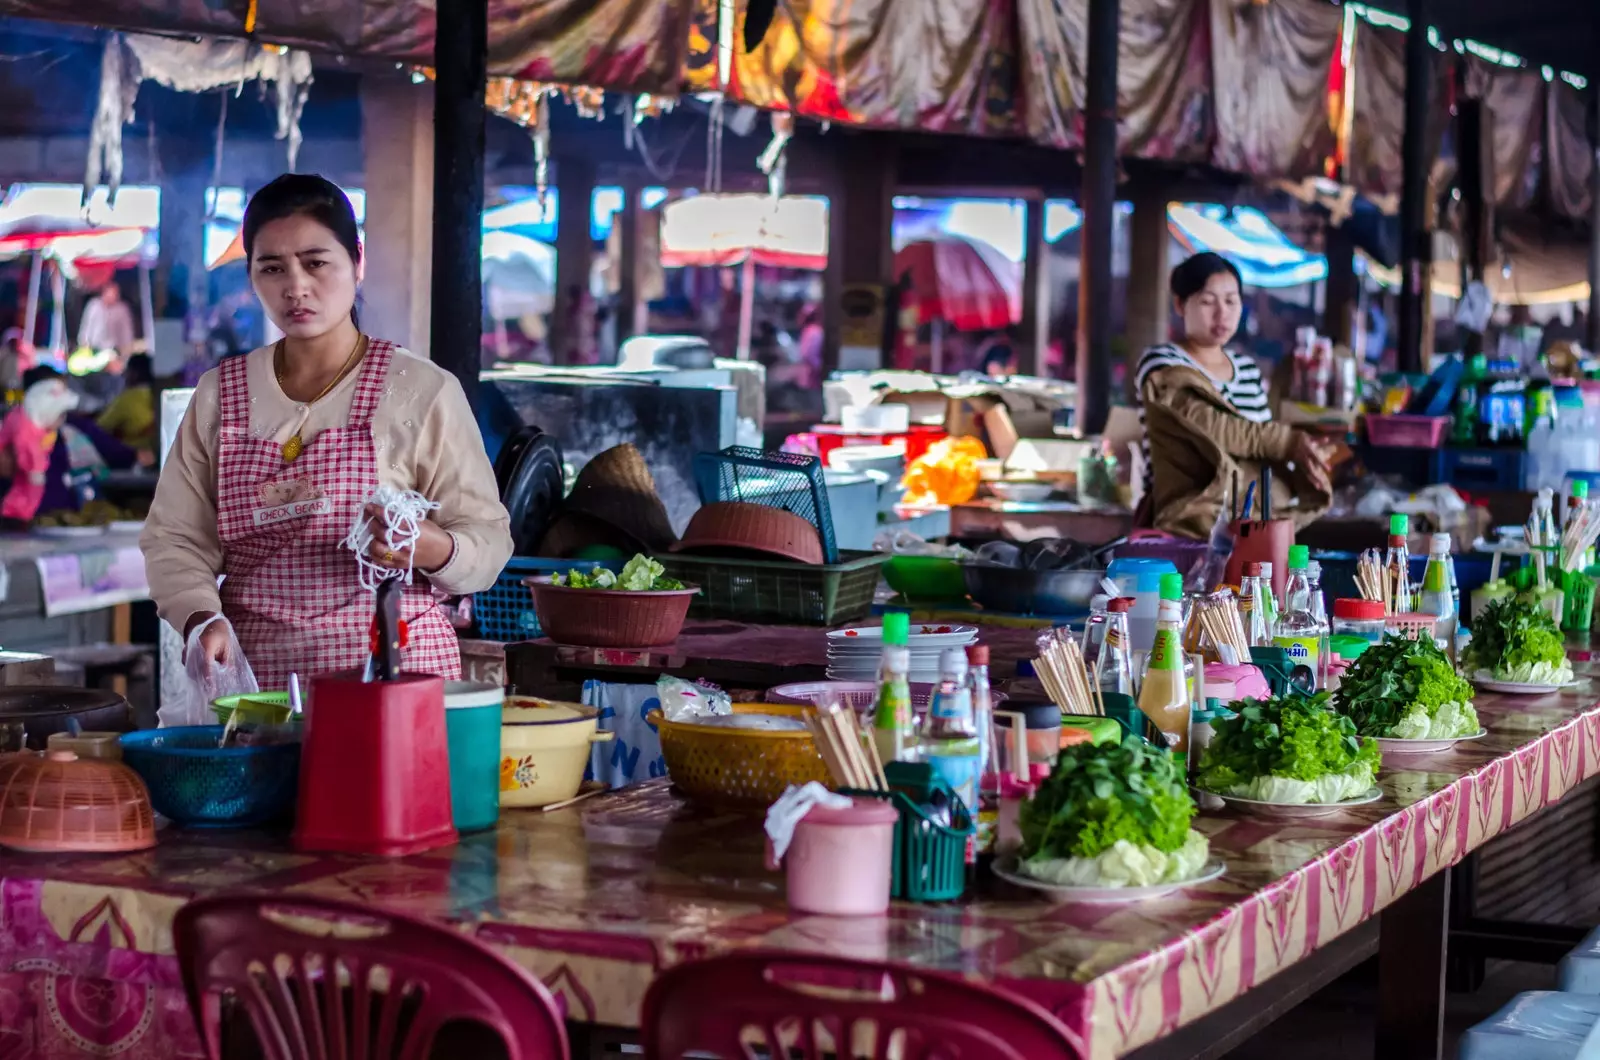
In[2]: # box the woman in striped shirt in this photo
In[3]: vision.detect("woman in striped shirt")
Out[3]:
[1136,253,1332,537]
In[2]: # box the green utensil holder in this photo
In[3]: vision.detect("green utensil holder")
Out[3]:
[1563,569,1596,633]
[1101,692,1158,744]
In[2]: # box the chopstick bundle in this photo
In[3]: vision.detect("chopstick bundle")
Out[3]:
[804,699,886,791]
[1035,628,1101,715]
[1561,503,1600,572]
[1196,591,1249,665]
[1356,549,1389,606]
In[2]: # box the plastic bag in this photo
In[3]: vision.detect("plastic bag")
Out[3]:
[162,615,259,728]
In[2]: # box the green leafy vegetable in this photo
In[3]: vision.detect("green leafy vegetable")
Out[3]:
[549,554,684,591]
[1019,740,1196,861]
[1464,595,1572,684]
[1196,693,1380,804]
[1332,635,1478,739]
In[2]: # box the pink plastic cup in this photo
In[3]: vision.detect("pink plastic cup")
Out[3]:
[780,798,898,917]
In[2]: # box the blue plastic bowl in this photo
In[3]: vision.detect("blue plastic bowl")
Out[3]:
[119,726,301,828]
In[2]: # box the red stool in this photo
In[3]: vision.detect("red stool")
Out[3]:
[175,893,568,1060]
[641,951,1083,1059]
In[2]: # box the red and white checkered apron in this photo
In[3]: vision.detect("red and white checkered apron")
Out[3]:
[214,338,461,688]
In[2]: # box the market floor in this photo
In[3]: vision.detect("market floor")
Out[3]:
[1221,959,1556,1058]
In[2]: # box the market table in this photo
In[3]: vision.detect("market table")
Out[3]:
[1,679,1599,1060]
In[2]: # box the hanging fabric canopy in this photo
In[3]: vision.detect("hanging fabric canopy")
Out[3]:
[657,194,829,270]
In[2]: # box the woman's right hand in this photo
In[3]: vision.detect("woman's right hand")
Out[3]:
[1291,431,1333,493]
[186,612,232,665]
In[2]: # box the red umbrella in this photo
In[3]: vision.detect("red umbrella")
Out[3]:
[893,235,1021,331]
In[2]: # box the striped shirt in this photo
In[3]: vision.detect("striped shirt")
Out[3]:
[1135,344,1271,493]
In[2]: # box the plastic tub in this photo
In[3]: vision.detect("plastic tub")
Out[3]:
[882,555,967,602]
[1366,414,1451,448]
[444,681,502,833]
[1108,557,1178,651]
[781,797,898,916]
[1333,598,1388,643]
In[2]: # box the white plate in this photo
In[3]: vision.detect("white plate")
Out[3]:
[828,624,979,646]
[1375,728,1488,755]
[32,525,107,539]
[827,669,942,682]
[1198,787,1383,819]
[992,858,1226,903]
[1471,671,1581,696]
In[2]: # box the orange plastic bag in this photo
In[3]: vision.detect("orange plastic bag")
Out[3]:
[901,436,988,506]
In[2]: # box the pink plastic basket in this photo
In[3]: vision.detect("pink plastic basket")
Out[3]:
[1366,414,1451,448]
[766,681,1006,713]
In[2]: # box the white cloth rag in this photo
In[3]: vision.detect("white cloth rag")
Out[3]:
[765,782,853,863]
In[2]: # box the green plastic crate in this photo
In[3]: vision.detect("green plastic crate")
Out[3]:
[658,550,889,626]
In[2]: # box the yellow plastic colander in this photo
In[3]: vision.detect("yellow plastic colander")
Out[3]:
[648,703,830,805]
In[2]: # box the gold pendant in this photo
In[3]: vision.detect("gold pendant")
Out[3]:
[282,434,304,464]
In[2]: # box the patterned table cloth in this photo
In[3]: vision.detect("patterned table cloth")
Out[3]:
[2,681,1599,1060]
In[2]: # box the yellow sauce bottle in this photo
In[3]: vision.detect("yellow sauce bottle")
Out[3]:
[1140,572,1190,757]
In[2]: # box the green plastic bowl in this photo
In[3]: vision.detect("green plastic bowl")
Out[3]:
[882,555,968,602]
[211,692,295,725]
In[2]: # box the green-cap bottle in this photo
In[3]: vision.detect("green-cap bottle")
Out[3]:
[872,613,914,765]
[1158,572,1184,601]
[1288,544,1309,570]
[1573,481,1590,500]
[882,611,910,646]
[1390,513,1409,537]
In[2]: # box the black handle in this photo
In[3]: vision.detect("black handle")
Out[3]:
[372,579,402,682]
[1261,466,1273,524]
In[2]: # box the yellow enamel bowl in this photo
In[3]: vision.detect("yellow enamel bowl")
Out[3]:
[499,697,615,809]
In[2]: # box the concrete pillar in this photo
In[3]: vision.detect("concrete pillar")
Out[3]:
[551,157,596,364]
[1077,0,1121,434]
[430,0,488,404]
[1018,197,1049,377]
[826,132,898,372]
[360,76,434,358]
[1126,184,1171,372]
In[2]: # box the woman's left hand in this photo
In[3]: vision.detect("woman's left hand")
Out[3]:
[363,503,454,574]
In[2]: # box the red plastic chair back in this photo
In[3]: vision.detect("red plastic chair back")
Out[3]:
[641,952,1082,1060]
[174,894,568,1060]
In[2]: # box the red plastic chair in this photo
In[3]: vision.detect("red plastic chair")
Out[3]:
[640,951,1083,1060]
[174,894,568,1060]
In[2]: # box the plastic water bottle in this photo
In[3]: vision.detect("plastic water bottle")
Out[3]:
[1526,389,1557,491]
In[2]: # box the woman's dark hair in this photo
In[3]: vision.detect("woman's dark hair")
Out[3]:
[21,365,60,390]
[1169,252,1243,303]
[242,174,363,327]
[123,353,152,387]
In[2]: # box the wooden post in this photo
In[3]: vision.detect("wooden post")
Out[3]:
[826,132,897,373]
[1076,0,1120,435]
[1455,93,1493,360]
[616,181,642,345]
[1588,88,1599,353]
[1322,223,1357,347]
[430,0,488,407]
[1396,0,1433,374]
[1018,196,1049,377]
[552,157,596,364]
[1126,182,1171,381]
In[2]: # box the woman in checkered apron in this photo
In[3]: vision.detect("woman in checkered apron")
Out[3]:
[141,175,513,689]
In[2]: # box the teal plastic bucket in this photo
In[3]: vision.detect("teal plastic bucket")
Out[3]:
[444,681,503,833]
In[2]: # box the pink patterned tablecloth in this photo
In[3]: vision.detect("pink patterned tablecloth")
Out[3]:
[1,679,1598,1059]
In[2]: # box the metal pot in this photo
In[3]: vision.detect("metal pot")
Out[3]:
[961,564,1104,617]
[0,687,132,749]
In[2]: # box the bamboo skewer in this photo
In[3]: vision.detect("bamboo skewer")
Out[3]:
[1194,591,1250,665]
[1035,629,1100,715]
[806,700,884,791]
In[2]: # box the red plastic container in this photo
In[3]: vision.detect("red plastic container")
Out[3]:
[293,671,457,856]
[1366,414,1451,448]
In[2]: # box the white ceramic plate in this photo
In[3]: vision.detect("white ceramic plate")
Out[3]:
[33,525,107,539]
[989,482,1055,503]
[1471,671,1581,696]
[1375,729,1488,755]
[992,858,1226,904]
[1198,787,1383,819]
[828,624,979,646]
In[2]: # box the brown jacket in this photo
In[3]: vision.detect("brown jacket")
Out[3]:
[1140,364,1330,539]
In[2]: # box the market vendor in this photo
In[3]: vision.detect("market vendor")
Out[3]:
[141,174,512,687]
[0,371,78,525]
[1136,252,1332,538]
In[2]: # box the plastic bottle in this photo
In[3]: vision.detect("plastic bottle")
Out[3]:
[1419,532,1458,659]
[1258,561,1279,635]
[924,647,981,863]
[1385,514,1411,614]
[1306,559,1331,689]
[871,612,915,765]
[1238,562,1272,647]
[1453,353,1484,446]
[966,643,995,785]
[1273,546,1322,687]
[1526,388,1557,492]
[1140,573,1191,757]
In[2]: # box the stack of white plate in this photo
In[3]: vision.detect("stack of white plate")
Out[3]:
[825,623,979,683]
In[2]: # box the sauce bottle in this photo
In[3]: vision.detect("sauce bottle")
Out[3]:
[1140,572,1190,757]
[871,612,915,765]
[1273,545,1322,687]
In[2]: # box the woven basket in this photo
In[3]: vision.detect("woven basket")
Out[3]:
[524,577,697,648]
[649,703,829,805]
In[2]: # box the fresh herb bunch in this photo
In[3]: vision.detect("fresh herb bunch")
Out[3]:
[1464,595,1568,678]
[1332,634,1477,739]
[1197,692,1380,795]
[1018,739,1195,861]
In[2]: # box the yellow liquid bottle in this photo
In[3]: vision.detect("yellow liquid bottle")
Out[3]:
[1140,573,1190,756]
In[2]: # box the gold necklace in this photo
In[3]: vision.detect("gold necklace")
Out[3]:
[275,334,366,464]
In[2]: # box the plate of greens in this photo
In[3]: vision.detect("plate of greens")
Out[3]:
[1463,596,1575,691]
[1194,693,1383,815]
[1006,739,1218,902]
[1333,634,1480,748]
